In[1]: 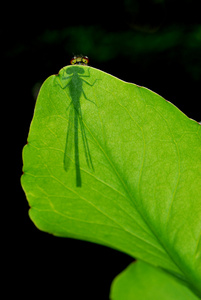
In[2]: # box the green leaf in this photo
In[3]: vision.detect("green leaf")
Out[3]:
[110,260,200,300]
[21,65,201,296]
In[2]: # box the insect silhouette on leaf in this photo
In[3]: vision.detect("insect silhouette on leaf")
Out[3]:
[60,65,99,187]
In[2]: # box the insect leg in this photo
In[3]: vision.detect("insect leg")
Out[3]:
[60,79,72,90]
[79,68,91,78]
[82,89,96,106]
[82,78,100,87]
[62,75,73,80]
[63,105,74,171]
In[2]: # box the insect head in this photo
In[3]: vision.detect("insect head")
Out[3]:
[70,55,89,65]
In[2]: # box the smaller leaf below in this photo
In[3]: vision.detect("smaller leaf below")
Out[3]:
[110,260,200,300]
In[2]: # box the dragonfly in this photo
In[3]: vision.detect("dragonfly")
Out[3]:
[60,56,98,187]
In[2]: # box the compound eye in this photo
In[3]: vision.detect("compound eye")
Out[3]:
[82,56,89,64]
[70,57,77,65]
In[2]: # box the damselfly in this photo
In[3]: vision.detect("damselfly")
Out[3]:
[60,57,98,186]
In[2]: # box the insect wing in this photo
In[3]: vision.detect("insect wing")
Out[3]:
[63,105,74,171]
[79,117,94,171]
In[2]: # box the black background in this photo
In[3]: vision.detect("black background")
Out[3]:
[5,0,200,299]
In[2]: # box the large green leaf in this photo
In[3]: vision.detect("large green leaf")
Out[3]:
[21,65,201,296]
[110,260,200,300]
